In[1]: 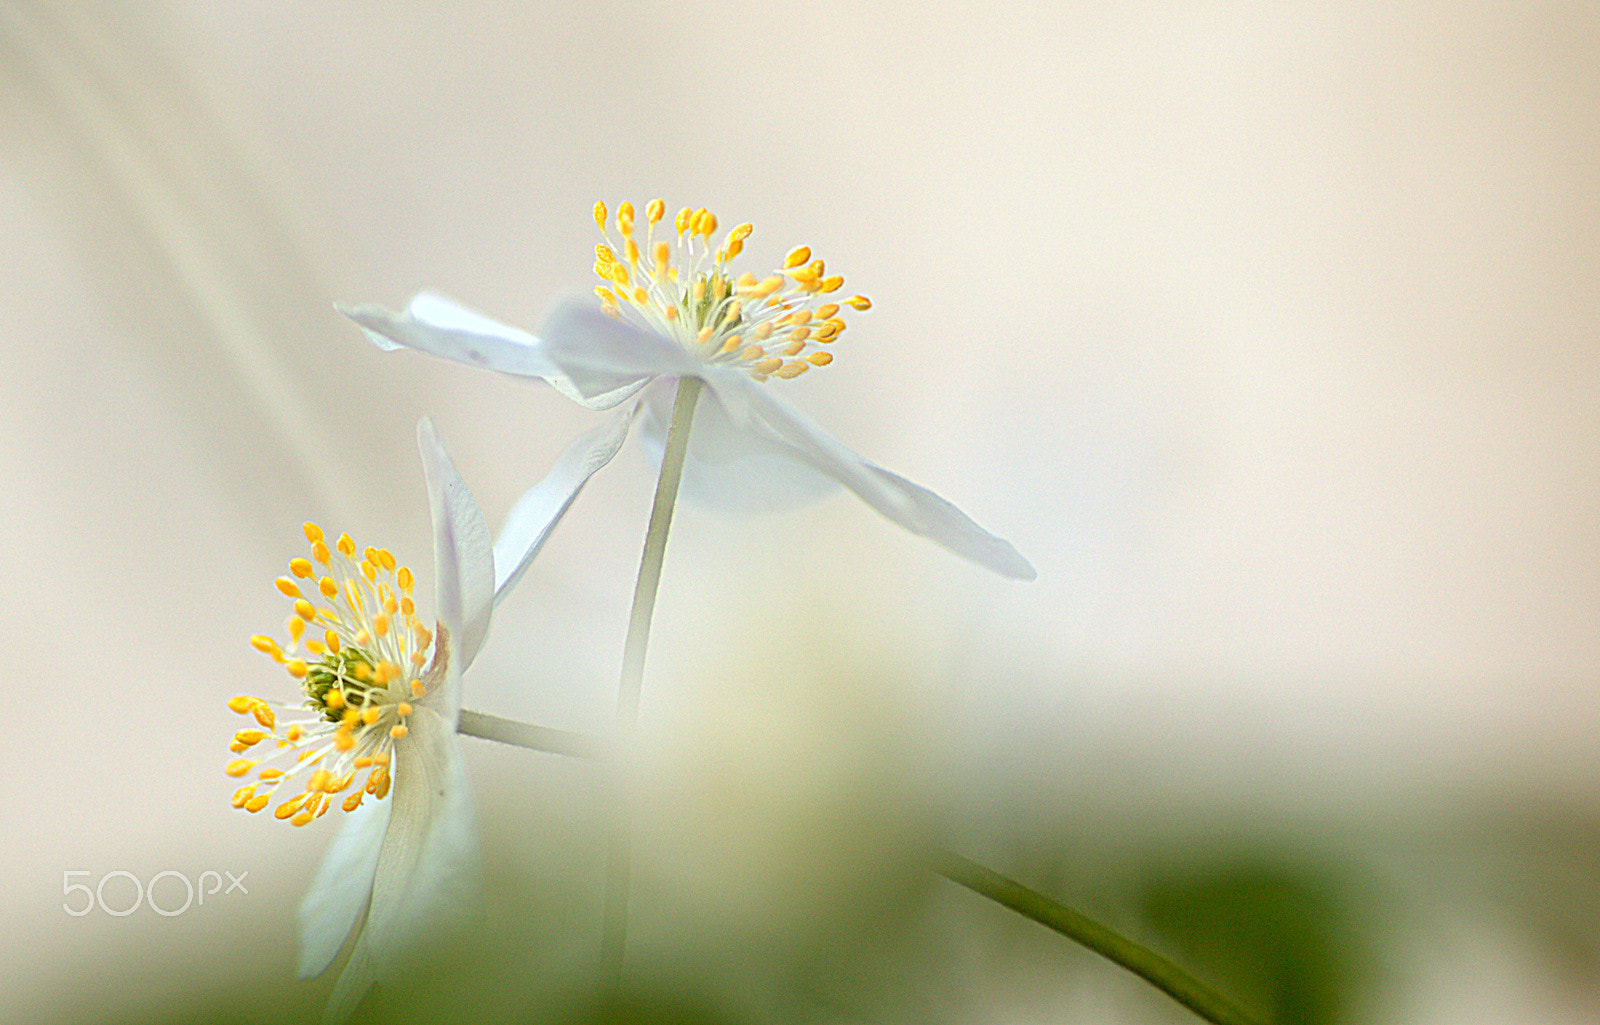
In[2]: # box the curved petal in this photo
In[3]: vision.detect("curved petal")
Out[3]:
[702,368,1037,580]
[323,706,476,1023]
[296,794,393,980]
[637,378,840,513]
[338,292,649,410]
[536,297,700,399]
[493,401,637,604]
[417,418,496,670]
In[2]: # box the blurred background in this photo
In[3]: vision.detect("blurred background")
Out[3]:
[2,2,1596,1022]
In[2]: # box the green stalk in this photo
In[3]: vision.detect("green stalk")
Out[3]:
[456,709,603,759]
[601,375,703,985]
[937,851,1265,1025]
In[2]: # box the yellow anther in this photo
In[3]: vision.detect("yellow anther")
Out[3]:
[287,616,306,643]
[654,241,670,270]
[275,577,302,599]
[225,759,255,778]
[373,614,390,638]
[312,540,331,565]
[275,794,307,820]
[293,599,316,622]
[363,707,381,726]
[352,654,371,674]
[290,810,314,827]
[609,261,631,286]
[721,239,743,261]
[787,327,810,343]
[362,546,378,566]
[259,768,284,782]
[233,729,268,749]
[816,303,840,319]
[728,222,753,243]
[336,533,355,557]
[788,309,814,325]
[342,791,364,813]
[315,577,335,601]
[378,660,400,683]
[383,597,398,617]
[753,357,783,375]
[227,694,254,714]
[289,558,314,579]
[360,561,376,584]
[721,334,744,354]
[782,341,805,357]
[753,322,774,341]
[396,566,414,594]
[375,774,391,800]
[411,680,426,698]
[286,724,304,741]
[774,361,809,379]
[820,275,844,293]
[784,246,811,269]
[353,756,373,769]
[390,724,409,740]
[320,630,338,655]
[250,635,281,657]
[285,659,308,679]
[625,237,640,265]
[307,769,331,793]
[303,522,324,544]
[632,286,646,303]
[739,345,766,363]
[246,794,270,813]
[333,731,354,751]
[846,295,872,311]
[396,702,413,716]
[400,597,415,617]
[373,753,391,766]
[594,261,613,281]
[694,208,716,237]
[617,201,635,231]
[595,243,616,265]
[663,305,678,321]
[755,276,783,298]
[325,690,345,710]
[595,286,617,306]
[807,351,834,366]
[696,326,714,345]
[593,201,607,232]
[231,785,256,809]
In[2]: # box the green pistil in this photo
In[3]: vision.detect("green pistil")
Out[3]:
[303,647,377,721]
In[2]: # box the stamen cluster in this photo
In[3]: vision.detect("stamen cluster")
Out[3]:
[591,199,872,381]
[223,522,438,827]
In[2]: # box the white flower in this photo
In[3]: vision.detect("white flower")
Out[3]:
[224,418,607,1022]
[339,201,1035,580]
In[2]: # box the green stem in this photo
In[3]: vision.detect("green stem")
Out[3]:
[936,850,1266,1025]
[456,709,604,759]
[601,375,703,986]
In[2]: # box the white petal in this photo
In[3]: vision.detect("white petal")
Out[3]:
[338,292,649,410]
[637,378,839,513]
[324,706,476,1023]
[493,401,637,603]
[536,297,700,397]
[417,418,496,670]
[703,369,1037,580]
[296,794,393,980]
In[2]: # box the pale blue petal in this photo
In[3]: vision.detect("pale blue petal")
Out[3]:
[493,401,637,603]
[702,369,1037,580]
[417,418,496,672]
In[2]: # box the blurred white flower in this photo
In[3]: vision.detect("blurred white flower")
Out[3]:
[340,201,1034,580]
[223,417,607,1022]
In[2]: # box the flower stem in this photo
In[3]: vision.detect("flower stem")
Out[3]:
[601,375,703,986]
[937,850,1265,1025]
[456,709,604,759]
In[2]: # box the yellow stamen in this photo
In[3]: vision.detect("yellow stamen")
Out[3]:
[225,759,255,777]
[289,557,314,579]
[390,724,408,739]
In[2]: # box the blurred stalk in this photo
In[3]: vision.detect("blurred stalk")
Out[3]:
[602,375,703,985]
[938,850,1266,1025]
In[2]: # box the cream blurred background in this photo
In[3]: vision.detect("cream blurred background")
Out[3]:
[2,3,1596,1023]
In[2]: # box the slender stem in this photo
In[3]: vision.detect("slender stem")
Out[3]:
[601,375,703,987]
[615,376,702,725]
[456,709,604,759]
[937,850,1266,1025]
